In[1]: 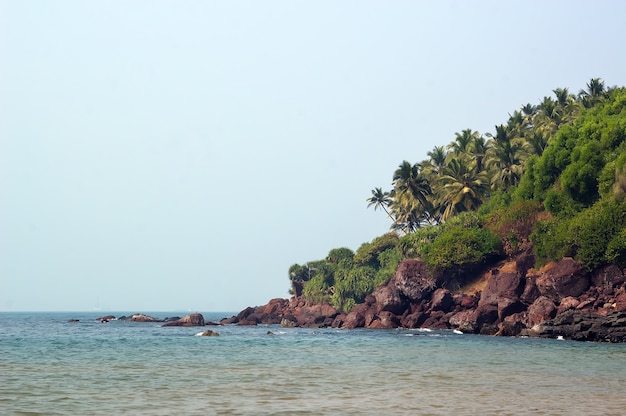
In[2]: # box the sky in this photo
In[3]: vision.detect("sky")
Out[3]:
[1,1,626,312]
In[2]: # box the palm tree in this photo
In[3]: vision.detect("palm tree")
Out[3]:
[521,103,537,123]
[434,157,490,222]
[578,78,606,108]
[507,110,528,139]
[469,135,490,173]
[534,97,562,137]
[448,129,479,156]
[367,187,394,222]
[392,161,433,227]
[487,124,515,145]
[486,139,525,191]
[389,199,424,233]
[523,131,549,157]
[425,145,447,176]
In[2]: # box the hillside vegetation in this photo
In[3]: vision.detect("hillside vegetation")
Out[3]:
[289,79,626,312]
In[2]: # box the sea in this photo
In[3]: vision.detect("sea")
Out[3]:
[1,312,626,416]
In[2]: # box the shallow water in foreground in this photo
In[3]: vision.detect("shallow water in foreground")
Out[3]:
[1,312,626,415]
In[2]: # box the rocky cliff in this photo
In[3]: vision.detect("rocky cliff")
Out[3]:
[223,251,626,342]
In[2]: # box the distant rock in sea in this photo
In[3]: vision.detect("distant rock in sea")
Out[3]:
[118,314,162,322]
[162,313,205,327]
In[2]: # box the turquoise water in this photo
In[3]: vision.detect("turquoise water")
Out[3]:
[1,312,626,415]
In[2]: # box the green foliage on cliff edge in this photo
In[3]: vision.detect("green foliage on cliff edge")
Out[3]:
[291,81,626,311]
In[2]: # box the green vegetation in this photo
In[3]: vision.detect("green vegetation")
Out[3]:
[291,79,626,311]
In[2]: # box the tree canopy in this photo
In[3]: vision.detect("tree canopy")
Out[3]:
[292,79,626,311]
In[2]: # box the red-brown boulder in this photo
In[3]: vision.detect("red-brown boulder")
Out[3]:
[527,296,557,327]
[342,303,369,329]
[479,262,525,306]
[392,259,436,301]
[400,311,428,328]
[373,285,406,315]
[293,303,339,328]
[535,258,590,301]
[368,311,400,329]
[591,265,626,290]
[556,296,581,315]
[449,310,477,333]
[431,289,453,312]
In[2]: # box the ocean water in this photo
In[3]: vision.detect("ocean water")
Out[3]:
[1,312,626,416]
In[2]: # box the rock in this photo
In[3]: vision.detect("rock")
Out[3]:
[222,299,290,326]
[331,313,347,328]
[496,313,527,336]
[163,316,182,322]
[520,275,541,304]
[127,314,162,322]
[479,261,526,306]
[342,303,369,329]
[68,319,80,323]
[293,303,339,328]
[373,285,406,315]
[197,329,220,336]
[392,259,436,301]
[449,310,477,333]
[527,296,557,327]
[497,298,526,320]
[162,313,205,327]
[431,289,453,312]
[368,311,400,329]
[535,258,590,302]
[527,310,626,342]
[96,315,115,322]
[615,289,626,311]
[473,303,499,327]
[421,310,449,329]
[556,296,581,315]
[452,293,479,310]
[280,316,297,328]
[400,311,428,329]
[591,265,626,290]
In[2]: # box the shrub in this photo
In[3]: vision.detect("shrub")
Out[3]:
[398,225,442,259]
[421,226,501,272]
[353,232,399,267]
[484,200,543,256]
[531,199,626,270]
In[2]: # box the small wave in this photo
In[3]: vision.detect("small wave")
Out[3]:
[416,328,432,333]
[453,330,463,335]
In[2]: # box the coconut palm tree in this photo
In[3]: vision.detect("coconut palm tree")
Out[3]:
[486,139,525,191]
[534,96,562,137]
[523,131,549,157]
[579,78,606,108]
[448,129,479,156]
[389,198,425,233]
[469,135,490,173]
[434,157,490,222]
[367,187,394,222]
[424,145,447,176]
[392,161,433,222]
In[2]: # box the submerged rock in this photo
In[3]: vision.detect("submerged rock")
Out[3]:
[196,329,219,336]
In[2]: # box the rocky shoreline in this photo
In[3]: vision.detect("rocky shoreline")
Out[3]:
[222,251,626,342]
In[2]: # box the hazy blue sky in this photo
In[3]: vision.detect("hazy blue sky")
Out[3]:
[2,1,625,312]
